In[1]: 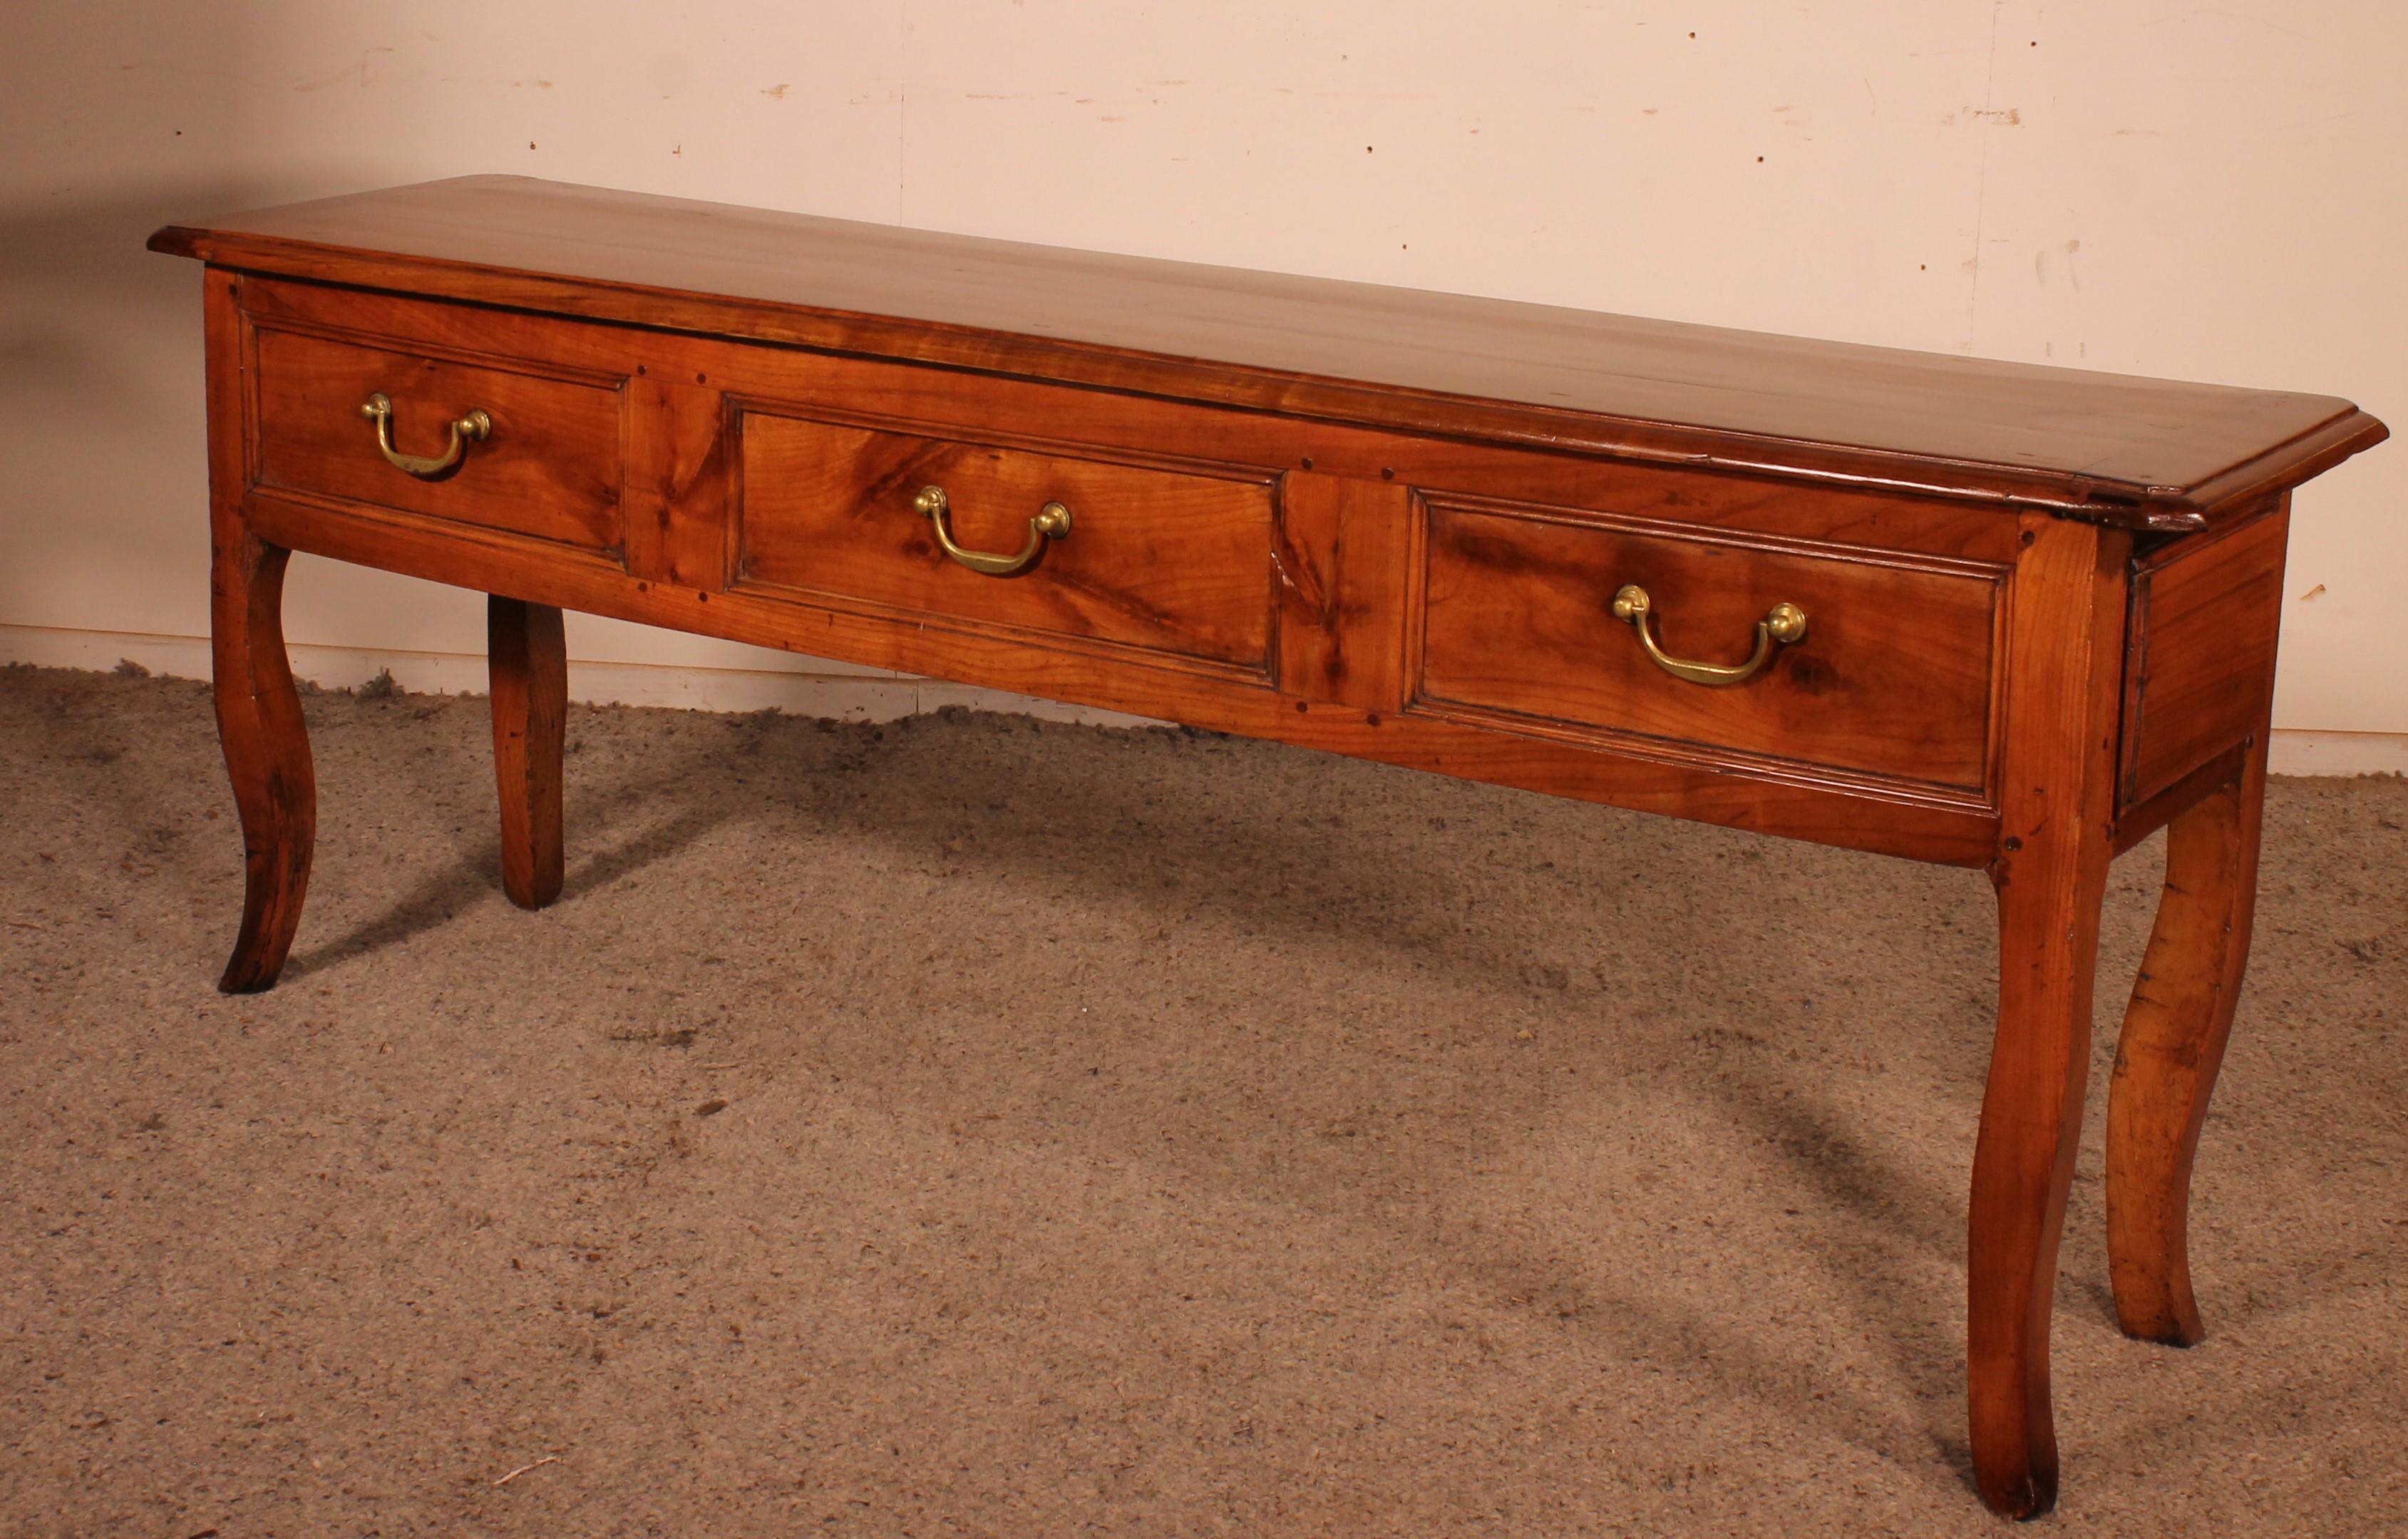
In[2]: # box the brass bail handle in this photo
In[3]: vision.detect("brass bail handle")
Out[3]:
[358,392,492,478]
[1611,584,1807,686]
[913,484,1071,577]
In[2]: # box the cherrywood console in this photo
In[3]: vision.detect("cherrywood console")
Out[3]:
[150,176,2385,1518]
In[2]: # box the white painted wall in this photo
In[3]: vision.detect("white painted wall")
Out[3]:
[5,1,2402,756]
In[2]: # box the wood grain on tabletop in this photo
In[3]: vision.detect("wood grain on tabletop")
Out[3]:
[150,176,2387,524]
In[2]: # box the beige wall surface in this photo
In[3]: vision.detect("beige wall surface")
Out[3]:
[4,1,2401,745]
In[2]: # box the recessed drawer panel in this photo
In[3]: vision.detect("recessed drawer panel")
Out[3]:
[736,412,1275,669]
[2119,504,2287,810]
[252,326,624,552]
[1419,503,2000,789]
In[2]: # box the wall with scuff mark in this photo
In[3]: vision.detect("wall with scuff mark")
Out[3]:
[3,0,2399,745]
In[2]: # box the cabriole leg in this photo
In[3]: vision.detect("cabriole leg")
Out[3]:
[211,530,314,993]
[1967,512,2127,1519]
[1971,834,2110,1518]
[2106,741,2268,1344]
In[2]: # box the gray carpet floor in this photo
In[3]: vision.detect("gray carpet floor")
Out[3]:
[3,662,2403,1537]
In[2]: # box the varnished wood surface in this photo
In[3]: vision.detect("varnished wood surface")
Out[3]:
[210,529,313,994]
[1968,512,2130,1520]
[487,597,566,910]
[152,177,2387,530]
[205,273,313,994]
[2106,740,2268,1347]
[1274,473,1414,715]
[227,274,2040,567]
[2111,741,2249,860]
[1419,503,2000,789]
[251,321,624,554]
[622,374,729,593]
[210,275,2015,866]
[152,203,2387,1519]
[2119,504,2290,810]
[738,413,1276,669]
[235,484,2002,868]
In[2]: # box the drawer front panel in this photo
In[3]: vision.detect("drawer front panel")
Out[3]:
[737,412,1275,669]
[252,325,624,552]
[1419,504,2000,789]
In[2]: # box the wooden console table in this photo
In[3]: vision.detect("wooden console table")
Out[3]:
[150,177,2383,1518]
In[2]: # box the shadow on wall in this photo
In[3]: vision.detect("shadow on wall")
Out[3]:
[0,177,346,633]
[0,185,258,402]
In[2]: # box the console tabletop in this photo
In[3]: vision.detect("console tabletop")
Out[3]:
[152,176,2384,1518]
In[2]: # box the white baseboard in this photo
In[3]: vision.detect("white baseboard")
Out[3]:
[0,622,1156,729]
[6,622,2402,776]
[2263,730,2408,778]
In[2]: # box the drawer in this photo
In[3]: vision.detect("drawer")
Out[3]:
[1419,503,2000,789]
[736,411,1276,669]
[251,324,624,553]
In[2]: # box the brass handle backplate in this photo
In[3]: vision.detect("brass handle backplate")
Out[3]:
[1610,584,1807,686]
[358,392,492,478]
[913,484,1071,576]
